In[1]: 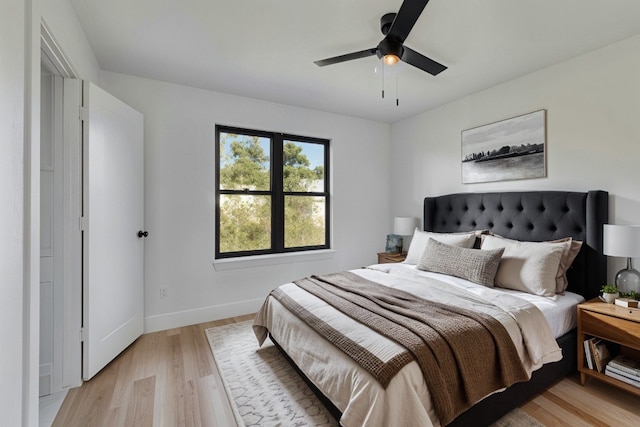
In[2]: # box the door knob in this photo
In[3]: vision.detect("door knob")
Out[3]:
[137,230,149,238]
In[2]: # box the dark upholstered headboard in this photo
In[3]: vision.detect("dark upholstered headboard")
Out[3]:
[423,191,608,300]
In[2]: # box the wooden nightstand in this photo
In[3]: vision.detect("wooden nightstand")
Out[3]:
[377,252,406,264]
[577,298,640,396]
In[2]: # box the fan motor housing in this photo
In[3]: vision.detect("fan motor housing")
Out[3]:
[380,13,396,35]
[377,38,404,60]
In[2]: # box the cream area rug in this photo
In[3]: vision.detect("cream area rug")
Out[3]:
[206,320,544,427]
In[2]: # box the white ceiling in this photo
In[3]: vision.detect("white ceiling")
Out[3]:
[69,0,640,123]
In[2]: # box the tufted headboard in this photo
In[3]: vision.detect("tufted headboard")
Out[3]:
[423,190,608,300]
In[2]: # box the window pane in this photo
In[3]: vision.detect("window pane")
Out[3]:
[219,132,270,191]
[283,140,324,192]
[284,195,325,248]
[219,194,271,252]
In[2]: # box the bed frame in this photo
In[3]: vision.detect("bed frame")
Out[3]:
[274,190,609,426]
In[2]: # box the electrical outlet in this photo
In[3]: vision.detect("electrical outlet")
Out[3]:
[160,287,168,298]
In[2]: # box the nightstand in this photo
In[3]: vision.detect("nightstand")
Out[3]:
[577,298,640,397]
[377,252,406,264]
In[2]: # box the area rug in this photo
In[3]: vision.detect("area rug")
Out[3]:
[206,320,544,427]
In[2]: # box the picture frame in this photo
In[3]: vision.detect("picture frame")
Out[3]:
[461,110,546,184]
[385,234,404,254]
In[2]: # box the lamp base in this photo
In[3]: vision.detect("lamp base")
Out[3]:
[615,268,640,295]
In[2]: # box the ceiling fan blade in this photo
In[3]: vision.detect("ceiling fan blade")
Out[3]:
[402,46,447,75]
[314,48,377,67]
[387,0,430,43]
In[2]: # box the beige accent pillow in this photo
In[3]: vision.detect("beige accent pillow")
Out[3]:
[404,228,477,265]
[480,234,584,293]
[480,235,566,297]
[417,239,504,287]
[550,237,583,293]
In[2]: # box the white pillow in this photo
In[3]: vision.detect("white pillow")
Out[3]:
[481,234,584,293]
[480,235,565,297]
[404,229,477,265]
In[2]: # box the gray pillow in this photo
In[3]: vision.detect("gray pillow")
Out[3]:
[417,238,504,287]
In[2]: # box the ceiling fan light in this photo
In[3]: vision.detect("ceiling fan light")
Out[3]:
[383,54,400,65]
[377,38,404,66]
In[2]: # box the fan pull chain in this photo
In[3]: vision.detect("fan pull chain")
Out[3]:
[396,75,399,107]
[381,61,385,99]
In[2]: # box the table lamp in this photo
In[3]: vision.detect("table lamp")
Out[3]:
[392,216,418,253]
[603,224,640,294]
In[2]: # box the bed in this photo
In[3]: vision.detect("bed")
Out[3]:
[253,190,608,426]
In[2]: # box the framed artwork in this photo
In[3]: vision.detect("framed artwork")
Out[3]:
[461,110,546,184]
[385,234,403,254]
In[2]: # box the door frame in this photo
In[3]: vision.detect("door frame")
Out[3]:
[40,21,83,391]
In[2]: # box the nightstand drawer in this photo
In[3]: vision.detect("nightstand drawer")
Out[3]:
[377,252,406,263]
[581,310,640,350]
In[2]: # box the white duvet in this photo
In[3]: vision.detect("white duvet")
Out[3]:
[253,264,570,427]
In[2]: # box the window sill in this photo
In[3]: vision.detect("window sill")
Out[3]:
[212,249,336,271]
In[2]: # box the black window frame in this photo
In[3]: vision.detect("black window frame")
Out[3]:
[215,125,330,259]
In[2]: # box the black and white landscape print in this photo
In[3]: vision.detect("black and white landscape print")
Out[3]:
[461,110,546,184]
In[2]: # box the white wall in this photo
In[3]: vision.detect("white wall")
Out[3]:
[100,72,392,331]
[390,34,640,283]
[1,1,27,425]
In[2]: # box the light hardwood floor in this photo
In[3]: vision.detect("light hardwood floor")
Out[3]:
[53,315,640,427]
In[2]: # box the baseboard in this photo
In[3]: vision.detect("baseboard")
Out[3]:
[144,298,264,333]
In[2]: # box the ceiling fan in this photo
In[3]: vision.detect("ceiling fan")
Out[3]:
[314,0,447,76]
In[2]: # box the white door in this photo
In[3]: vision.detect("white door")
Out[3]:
[82,81,145,380]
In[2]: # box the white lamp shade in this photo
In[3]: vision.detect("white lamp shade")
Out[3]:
[603,224,640,257]
[393,217,418,236]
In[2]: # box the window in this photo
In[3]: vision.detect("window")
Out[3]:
[215,125,330,259]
